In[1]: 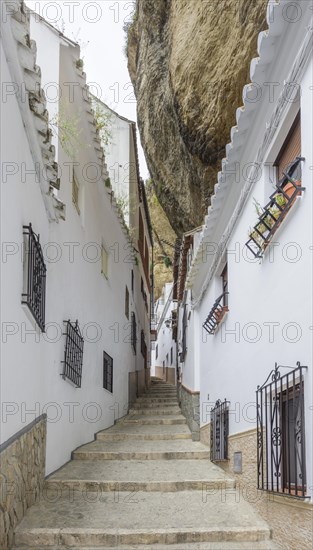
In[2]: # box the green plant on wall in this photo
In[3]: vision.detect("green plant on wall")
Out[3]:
[93,104,112,150]
[50,104,81,159]
[76,58,84,70]
[164,256,172,268]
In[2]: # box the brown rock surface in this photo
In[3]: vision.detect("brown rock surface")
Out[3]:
[128,0,267,235]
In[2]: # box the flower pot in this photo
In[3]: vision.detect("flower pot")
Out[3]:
[214,306,228,323]
[283,180,301,200]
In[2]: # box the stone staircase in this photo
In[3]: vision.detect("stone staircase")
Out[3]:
[13,379,277,549]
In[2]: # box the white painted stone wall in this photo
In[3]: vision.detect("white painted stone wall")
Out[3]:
[178,5,313,499]
[0,14,149,475]
[151,284,177,377]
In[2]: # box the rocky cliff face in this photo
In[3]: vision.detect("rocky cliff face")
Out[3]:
[128,0,267,236]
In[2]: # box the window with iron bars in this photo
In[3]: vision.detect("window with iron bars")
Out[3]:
[210,399,229,461]
[72,174,80,214]
[141,330,147,358]
[180,304,188,362]
[61,320,84,388]
[131,312,137,355]
[103,351,113,393]
[256,362,307,498]
[22,224,47,332]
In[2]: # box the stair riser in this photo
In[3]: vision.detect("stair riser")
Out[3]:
[131,402,178,408]
[14,528,271,547]
[96,433,191,441]
[44,479,235,492]
[136,397,178,405]
[124,418,186,425]
[73,451,210,460]
[128,409,181,416]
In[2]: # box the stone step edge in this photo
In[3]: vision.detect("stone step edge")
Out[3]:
[44,479,235,491]
[12,542,279,550]
[122,419,187,425]
[96,433,192,440]
[14,526,272,546]
[72,451,210,460]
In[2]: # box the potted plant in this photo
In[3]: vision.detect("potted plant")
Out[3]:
[214,306,228,323]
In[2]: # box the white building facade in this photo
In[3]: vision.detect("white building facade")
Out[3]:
[0,2,152,546]
[151,283,177,384]
[175,1,313,548]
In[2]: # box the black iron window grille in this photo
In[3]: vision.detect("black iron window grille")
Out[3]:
[203,292,229,335]
[256,362,308,498]
[22,224,47,332]
[246,157,305,258]
[210,399,230,461]
[103,351,113,393]
[131,312,137,354]
[180,304,188,362]
[141,330,147,358]
[61,320,84,388]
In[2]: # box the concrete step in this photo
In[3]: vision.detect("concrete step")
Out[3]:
[129,407,181,416]
[96,423,192,441]
[14,490,272,547]
[123,414,187,425]
[131,401,178,408]
[46,459,234,493]
[135,396,179,403]
[72,440,210,461]
[13,543,279,550]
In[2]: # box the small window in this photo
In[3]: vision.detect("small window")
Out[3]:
[125,286,129,319]
[131,312,137,355]
[22,224,46,332]
[138,210,144,256]
[141,329,147,358]
[131,270,134,293]
[61,320,84,388]
[103,351,113,393]
[170,347,173,365]
[101,246,109,279]
[180,305,188,361]
[156,344,158,359]
[72,174,80,214]
[221,264,228,308]
[275,113,301,181]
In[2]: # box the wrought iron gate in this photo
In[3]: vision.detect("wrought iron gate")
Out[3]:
[210,399,229,461]
[256,362,307,498]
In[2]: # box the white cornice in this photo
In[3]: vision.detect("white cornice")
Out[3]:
[187,0,313,309]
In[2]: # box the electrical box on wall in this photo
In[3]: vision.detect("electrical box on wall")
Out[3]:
[233,452,242,474]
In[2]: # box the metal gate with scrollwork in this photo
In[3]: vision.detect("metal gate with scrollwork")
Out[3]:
[256,362,307,498]
[210,399,229,461]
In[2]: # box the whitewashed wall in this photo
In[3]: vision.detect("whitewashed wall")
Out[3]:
[152,284,177,376]
[187,28,313,497]
[0,20,145,475]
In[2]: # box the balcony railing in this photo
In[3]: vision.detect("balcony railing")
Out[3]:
[61,320,84,388]
[22,224,47,332]
[210,399,229,461]
[246,157,305,258]
[203,292,229,335]
[256,362,308,498]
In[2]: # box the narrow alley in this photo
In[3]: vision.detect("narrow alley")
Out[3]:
[13,380,276,549]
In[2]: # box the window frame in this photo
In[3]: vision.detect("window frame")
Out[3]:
[103,351,113,393]
[22,224,47,332]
